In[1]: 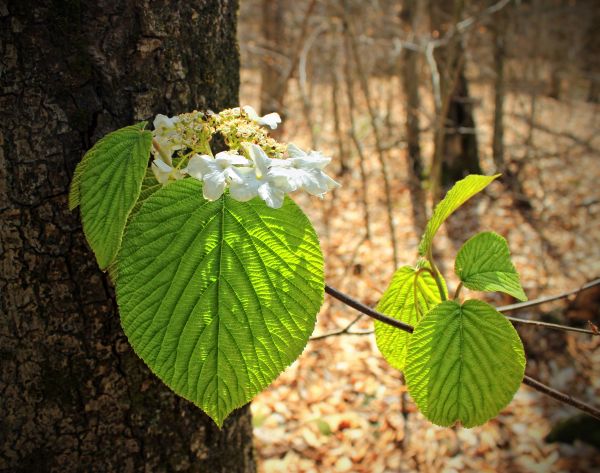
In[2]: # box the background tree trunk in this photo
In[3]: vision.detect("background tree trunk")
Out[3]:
[399,0,427,234]
[492,6,507,172]
[0,1,255,472]
[260,0,286,115]
[429,0,481,198]
[440,70,481,187]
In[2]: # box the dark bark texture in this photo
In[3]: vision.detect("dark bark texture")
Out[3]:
[0,1,256,472]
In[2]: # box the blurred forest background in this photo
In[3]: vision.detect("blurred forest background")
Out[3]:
[238,0,600,471]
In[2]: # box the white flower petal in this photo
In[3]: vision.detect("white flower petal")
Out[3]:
[243,106,281,129]
[186,154,218,179]
[269,157,292,168]
[215,151,249,167]
[151,162,170,185]
[153,158,173,173]
[202,171,227,201]
[248,144,271,178]
[153,114,177,132]
[269,166,303,192]
[258,112,281,130]
[291,153,331,170]
[242,105,259,121]
[258,183,285,208]
[228,168,260,201]
[287,143,306,159]
[294,169,337,196]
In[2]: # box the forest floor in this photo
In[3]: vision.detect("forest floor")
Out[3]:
[240,71,600,473]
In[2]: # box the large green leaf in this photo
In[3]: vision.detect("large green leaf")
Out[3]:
[375,266,443,371]
[405,300,525,428]
[129,167,163,218]
[77,122,152,269]
[114,179,324,427]
[418,174,499,256]
[455,232,527,301]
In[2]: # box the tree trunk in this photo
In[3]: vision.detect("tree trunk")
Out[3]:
[399,0,427,234]
[0,1,255,472]
[492,7,507,172]
[260,0,286,115]
[429,0,481,197]
[441,70,481,187]
[584,4,600,103]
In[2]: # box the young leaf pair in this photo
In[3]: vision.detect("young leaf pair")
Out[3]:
[70,123,325,427]
[376,175,528,427]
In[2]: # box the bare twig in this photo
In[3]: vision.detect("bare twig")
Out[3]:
[523,376,600,421]
[425,42,442,113]
[498,278,600,312]
[433,0,512,48]
[505,316,597,336]
[323,283,600,420]
[310,310,372,341]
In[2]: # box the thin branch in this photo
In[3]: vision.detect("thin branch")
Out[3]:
[325,285,414,333]
[425,42,442,113]
[505,316,597,336]
[433,0,512,48]
[310,312,363,341]
[310,326,374,341]
[523,376,600,421]
[324,283,600,420]
[498,278,600,312]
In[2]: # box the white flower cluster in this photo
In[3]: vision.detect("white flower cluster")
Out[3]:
[151,114,184,184]
[186,143,340,208]
[150,107,340,209]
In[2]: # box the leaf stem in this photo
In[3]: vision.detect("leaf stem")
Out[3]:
[454,282,463,301]
[152,138,171,163]
[426,249,447,301]
[498,278,600,312]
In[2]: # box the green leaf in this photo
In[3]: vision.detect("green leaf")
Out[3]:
[455,232,527,301]
[77,122,152,269]
[129,167,163,218]
[418,174,500,256]
[375,266,443,371]
[405,299,525,428]
[69,153,91,210]
[114,179,324,427]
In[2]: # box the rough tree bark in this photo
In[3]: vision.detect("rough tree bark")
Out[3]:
[0,1,255,472]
